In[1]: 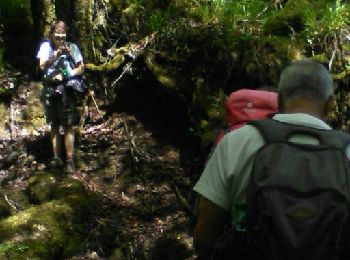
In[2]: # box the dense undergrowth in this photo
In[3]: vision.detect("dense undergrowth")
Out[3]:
[0,1,350,258]
[1,0,350,141]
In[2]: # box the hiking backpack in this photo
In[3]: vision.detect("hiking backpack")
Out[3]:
[212,119,350,260]
[206,89,277,163]
[213,89,277,147]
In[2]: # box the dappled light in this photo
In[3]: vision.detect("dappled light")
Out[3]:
[0,0,350,259]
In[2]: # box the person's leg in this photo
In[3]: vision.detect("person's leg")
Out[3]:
[64,126,75,173]
[64,126,75,160]
[49,124,63,168]
[51,125,62,158]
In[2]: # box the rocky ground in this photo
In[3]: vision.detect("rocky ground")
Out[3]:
[0,71,202,259]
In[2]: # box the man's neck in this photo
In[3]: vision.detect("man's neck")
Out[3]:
[281,100,325,120]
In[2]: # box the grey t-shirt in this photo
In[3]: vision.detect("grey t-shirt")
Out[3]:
[194,113,333,225]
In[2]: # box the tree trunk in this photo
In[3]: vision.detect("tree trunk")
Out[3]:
[56,0,74,28]
[30,0,41,41]
[31,0,56,38]
[0,17,3,72]
[74,0,95,63]
[42,0,56,36]
[0,37,3,72]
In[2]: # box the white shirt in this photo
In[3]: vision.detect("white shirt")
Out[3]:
[36,41,83,64]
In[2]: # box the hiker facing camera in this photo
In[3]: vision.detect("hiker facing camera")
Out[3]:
[193,60,350,260]
[36,20,86,174]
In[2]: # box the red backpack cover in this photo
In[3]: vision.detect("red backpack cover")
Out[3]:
[214,89,278,146]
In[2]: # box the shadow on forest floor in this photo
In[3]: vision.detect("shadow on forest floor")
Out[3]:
[0,72,199,259]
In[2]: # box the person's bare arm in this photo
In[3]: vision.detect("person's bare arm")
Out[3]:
[71,62,84,76]
[39,53,57,71]
[39,46,67,71]
[193,196,230,259]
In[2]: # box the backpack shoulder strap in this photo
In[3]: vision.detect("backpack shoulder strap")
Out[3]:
[40,38,55,50]
[248,118,350,151]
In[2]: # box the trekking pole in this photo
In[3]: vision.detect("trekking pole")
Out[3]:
[88,90,103,120]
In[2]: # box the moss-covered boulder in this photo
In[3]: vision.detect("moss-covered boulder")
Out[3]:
[29,173,93,210]
[18,82,46,135]
[0,201,83,259]
[3,189,31,215]
[28,173,58,204]
[20,174,96,258]
[53,178,92,211]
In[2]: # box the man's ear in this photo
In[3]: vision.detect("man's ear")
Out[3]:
[324,95,335,117]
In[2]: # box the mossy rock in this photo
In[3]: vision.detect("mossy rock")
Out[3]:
[4,189,31,215]
[14,82,46,133]
[0,196,11,219]
[86,52,125,71]
[28,173,58,204]
[145,52,177,89]
[0,201,82,259]
[53,178,93,214]
[53,178,86,200]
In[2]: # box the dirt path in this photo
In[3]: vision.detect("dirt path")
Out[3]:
[0,73,200,259]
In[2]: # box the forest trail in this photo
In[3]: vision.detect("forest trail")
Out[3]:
[0,72,198,259]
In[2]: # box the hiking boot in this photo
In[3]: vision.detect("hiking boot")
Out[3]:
[65,159,75,174]
[49,157,64,169]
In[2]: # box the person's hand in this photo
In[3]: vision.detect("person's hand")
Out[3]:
[60,45,70,55]
[53,49,62,60]
[53,73,63,81]
[53,45,70,58]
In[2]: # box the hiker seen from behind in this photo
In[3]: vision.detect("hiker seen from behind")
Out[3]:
[36,20,86,174]
[193,60,350,260]
[206,88,277,161]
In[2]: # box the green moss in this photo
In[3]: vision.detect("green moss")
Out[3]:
[0,200,78,258]
[110,0,122,10]
[54,178,86,199]
[0,103,7,124]
[0,198,11,219]
[0,242,30,259]
[53,178,93,214]
[263,0,314,35]
[28,174,58,204]
[3,189,31,215]
[86,53,125,71]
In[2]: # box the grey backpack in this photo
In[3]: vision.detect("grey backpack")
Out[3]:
[245,119,350,260]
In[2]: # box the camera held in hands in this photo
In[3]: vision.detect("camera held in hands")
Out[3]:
[61,42,70,54]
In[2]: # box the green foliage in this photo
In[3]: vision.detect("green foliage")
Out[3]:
[0,0,32,24]
[322,0,349,32]
[0,0,33,69]
[193,0,274,33]
[148,8,172,32]
[303,0,350,74]
[304,0,349,38]
[0,242,29,253]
